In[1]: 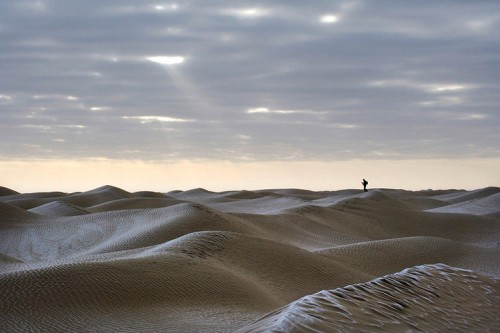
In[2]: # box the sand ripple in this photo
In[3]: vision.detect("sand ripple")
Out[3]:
[238,264,500,332]
[1,186,499,332]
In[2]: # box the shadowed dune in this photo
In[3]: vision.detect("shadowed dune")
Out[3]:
[432,186,500,203]
[0,201,40,220]
[316,236,500,278]
[29,201,91,216]
[1,186,499,332]
[427,189,500,216]
[0,186,19,197]
[87,197,183,213]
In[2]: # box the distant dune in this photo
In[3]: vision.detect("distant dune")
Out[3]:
[1,186,499,332]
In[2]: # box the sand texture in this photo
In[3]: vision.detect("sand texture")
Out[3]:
[1,185,499,332]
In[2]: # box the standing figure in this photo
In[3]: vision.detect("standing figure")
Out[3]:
[362,179,368,192]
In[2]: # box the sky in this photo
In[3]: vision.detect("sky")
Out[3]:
[1,0,499,192]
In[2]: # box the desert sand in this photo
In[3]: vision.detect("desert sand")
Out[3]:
[1,185,499,332]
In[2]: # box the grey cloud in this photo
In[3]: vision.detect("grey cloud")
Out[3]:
[0,0,499,161]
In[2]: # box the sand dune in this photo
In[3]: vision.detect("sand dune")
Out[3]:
[1,186,499,332]
[427,188,500,217]
[0,186,19,197]
[237,264,500,333]
[29,200,91,216]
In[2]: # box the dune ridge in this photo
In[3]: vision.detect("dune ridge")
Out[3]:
[237,264,500,333]
[1,185,499,332]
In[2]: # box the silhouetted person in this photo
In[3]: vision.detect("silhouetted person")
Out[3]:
[362,179,368,192]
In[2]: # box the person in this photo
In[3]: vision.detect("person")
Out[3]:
[362,179,368,192]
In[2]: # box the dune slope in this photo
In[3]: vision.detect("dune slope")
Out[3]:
[237,264,500,333]
[1,186,499,332]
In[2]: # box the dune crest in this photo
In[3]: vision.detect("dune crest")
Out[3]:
[1,186,499,332]
[237,264,500,333]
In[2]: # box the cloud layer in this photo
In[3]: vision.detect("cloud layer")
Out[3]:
[1,0,499,162]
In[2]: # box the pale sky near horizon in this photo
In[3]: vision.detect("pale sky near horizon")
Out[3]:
[1,1,499,192]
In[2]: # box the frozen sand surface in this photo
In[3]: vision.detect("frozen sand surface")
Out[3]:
[1,186,499,332]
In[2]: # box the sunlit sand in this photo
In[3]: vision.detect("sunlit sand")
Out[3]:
[1,185,499,332]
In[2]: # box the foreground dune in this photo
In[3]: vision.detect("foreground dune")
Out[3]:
[237,264,499,332]
[0,185,499,332]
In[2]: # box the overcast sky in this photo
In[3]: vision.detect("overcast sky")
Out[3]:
[1,1,499,167]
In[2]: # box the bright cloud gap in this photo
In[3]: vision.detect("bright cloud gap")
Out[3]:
[320,15,339,24]
[247,107,299,114]
[154,4,178,11]
[369,80,472,93]
[147,56,185,65]
[123,116,192,123]
[247,107,325,115]
[224,8,270,18]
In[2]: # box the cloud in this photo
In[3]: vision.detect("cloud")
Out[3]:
[319,15,339,24]
[0,0,498,162]
[247,107,323,115]
[146,56,185,66]
[123,116,193,123]
[222,7,271,19]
